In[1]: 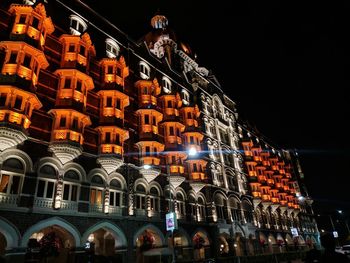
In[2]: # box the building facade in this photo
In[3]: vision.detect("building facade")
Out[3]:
[0,0,318,262]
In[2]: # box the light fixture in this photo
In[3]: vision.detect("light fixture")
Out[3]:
[143,164,151,170]
[88,234,94,242]
[234,243,237,248]
[188,148,197,156]
[37,232,44,241]
[338,210,343,214]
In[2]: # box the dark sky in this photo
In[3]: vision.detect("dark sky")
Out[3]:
[83,0,350,212]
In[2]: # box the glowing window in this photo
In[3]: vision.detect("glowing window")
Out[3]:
[181,89,190,105]
[162,77,171,93]
[105,38,120,58]
[139,61,150,80]
[69,15,87,36]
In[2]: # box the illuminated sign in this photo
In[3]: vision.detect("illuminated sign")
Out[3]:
[166,212,178,232]
[333,231,338,238]
[291,227,299,237]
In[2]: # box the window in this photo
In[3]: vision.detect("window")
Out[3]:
[14,95,22,110]
[8,52,17,64]
[69,15,87,35]
[116,67,122,77]
[68,44,75,52]
[107,66,113,74]
[169,126,174,136]
[116,98,121,110]
[198,197,206,220]
[106,97,112,107]
[110,179,122,207]
[76,80,82,92]
[72,117,78,130]
[59,116,66,127]
[105,38,120,58]
[150,187,159,212]
[19,15,27,24]
[23,54,31,68]
[90,175,104,205]
[105,132,111,143]
[79,45,85,56]
[167,100,172,108]
[63,184,78,201]
[36,180,55,198]
[162,77,172,93]
[139,61,150,79]
[64,78,71,89]
[182,90,190,104]
[152,116,156,125]
[32,17,39,29]
[144,115,149,124]
[0,173,21,195]
[176,193,186,217]
[0,93,7,106]
[135,184,146,210]
[145,146,150,156]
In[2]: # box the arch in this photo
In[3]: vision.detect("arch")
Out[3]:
[259,232,267,243]
[213,191,227,206]
[149,181,163,196]
[0,149,33,173]
[192,228,211,246]
[63,162,87,182]
[175,187,187,200]
[69,14,87,35]
[107,172,127,190]
[105,38,120,58]
[0,217,20,249]
[134,178,148,192]
[87,168,108,184]
[285,234,293,244]
[35,157,63,173]
[21,217,81,247]
[196,192,206,203]
[133,224,165,247]
[81,221,127,248]
[228,196,240,209]
[165,227,191,247]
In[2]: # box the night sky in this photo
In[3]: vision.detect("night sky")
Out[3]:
[82,0,350,213]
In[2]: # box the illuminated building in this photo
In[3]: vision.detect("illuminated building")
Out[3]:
[0,0,318,261]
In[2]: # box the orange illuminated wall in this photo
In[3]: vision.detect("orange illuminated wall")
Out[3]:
[100,57,129,86]
[8,4,55,47]
[0,42,49,86]
[59,33,96,68]
[0,85,42,129]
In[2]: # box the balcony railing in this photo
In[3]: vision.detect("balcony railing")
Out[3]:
[60,200,78,211]
[34,197,53,209]
[0,193,18,207]
[89,203,103,213]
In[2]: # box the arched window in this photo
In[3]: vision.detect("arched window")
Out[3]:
[149,186,160,212]
[162,76,171,93]
[36,165,57,201]
[181,89,189,105]
[176,192,186,218]
[139,61,150,80]
[62,170,80,202]
[0,158,24,195]
[228,198,241,221]
[105,38,120,58]
[241,200,253,223]
[214,194,225,220]
[135,184,146,211]
[90,175,104,208]
[188,195,196,218]
[69,15,87,36]
[197,196,206,221]
[109,179,123,208]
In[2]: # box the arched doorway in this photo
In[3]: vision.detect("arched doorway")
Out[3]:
[268,234,277,253]
[0,233,6,256]
[218,233,230,256]
[26,225,76,262]
[234,233,245,256]
[192,230,210,261]
[166,228,191,261]
[82,222,127,261]
[259,233,268,254]
[134,225,165,263]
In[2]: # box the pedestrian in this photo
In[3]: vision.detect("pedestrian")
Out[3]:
[320,233,350,263]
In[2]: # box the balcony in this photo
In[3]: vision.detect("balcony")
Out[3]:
[34,197,53,209]
[100,144,123,156]
[60,200,78,211]
[139,94,157,106]
[190,172,206,181]
[0,193,18,207]
[108,206,124,216]
[90,203,103,213]
[52,129,84,144]
[140,156,161,166]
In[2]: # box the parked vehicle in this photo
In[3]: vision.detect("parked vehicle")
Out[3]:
[336,245,350,255]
